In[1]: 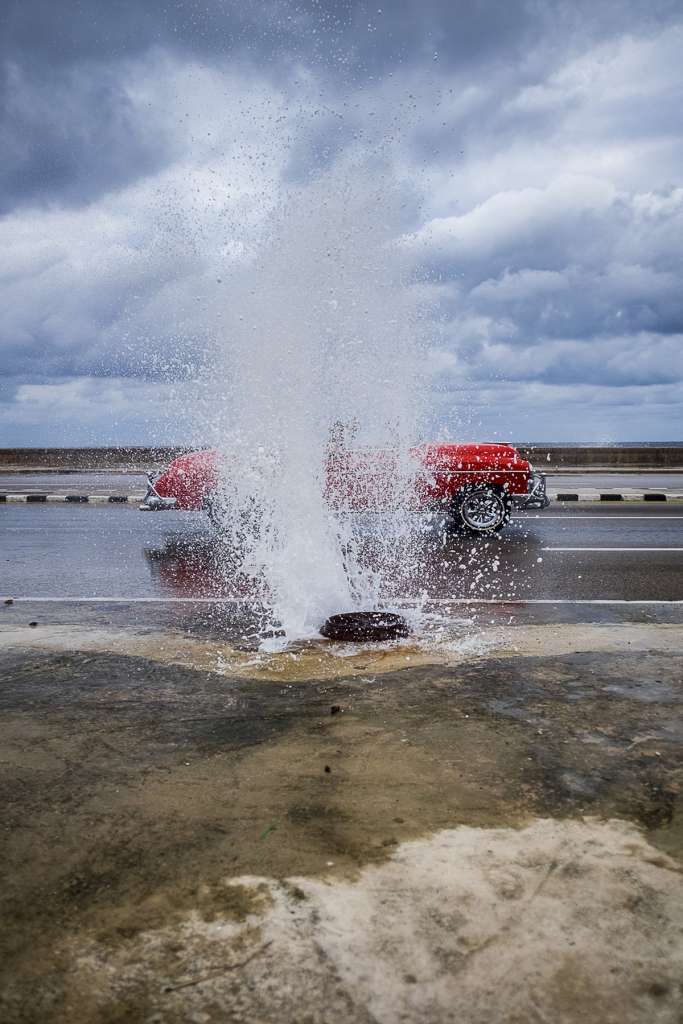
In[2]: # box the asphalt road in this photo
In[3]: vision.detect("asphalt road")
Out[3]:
[2,503,682,638]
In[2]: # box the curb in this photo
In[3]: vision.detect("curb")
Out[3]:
[550,492,682,502]
[0,494,146,504]
[1,491,683,506]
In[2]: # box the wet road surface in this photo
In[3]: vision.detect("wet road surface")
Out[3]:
[2,504,682,614]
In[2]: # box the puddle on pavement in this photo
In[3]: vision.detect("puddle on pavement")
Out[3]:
[142,521,546,607]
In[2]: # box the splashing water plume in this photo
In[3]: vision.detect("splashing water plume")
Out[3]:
[203,160,431,645]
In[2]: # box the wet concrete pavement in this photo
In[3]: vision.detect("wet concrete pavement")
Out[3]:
[2,501,683,1023]
[546,472,683,490]
[2,621,683,1023]
[0,471,148,494]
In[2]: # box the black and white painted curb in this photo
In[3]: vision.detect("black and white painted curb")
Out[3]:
[550,491,683,502]
[1,491,683,505]
[0,493,147,503]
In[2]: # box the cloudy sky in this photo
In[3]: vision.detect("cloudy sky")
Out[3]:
[1,0,682,445]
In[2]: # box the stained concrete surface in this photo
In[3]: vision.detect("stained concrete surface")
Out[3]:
[2,500,683,1021]
[1,620,683,1023]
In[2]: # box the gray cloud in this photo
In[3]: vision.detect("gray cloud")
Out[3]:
[1,0,682,442]
[0,59,180,213]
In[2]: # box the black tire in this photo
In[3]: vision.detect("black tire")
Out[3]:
[204,492,226,528]
[449,486,511,534]
[320,612,409,642]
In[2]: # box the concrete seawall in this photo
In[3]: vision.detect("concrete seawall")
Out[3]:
[0,445,682,472]
[0,447,190,472]
[517,445,683,471]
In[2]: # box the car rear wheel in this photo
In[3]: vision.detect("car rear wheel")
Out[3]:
[204,491,226,528]
[450,486,511,534]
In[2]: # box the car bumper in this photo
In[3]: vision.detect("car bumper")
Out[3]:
[513,471,550,509]
[139,473,178,511]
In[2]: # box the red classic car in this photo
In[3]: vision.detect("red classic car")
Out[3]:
[140,443,548,533]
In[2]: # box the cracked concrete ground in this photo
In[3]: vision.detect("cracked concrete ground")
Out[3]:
[1,617,683,1022]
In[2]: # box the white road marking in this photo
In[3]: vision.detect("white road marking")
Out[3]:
[520,515,683,519]
[2,597,683,605]
[543,547,683,552]
[395,598,683,605]
[1,596,255,603]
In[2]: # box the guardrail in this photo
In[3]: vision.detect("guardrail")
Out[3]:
[0,447,191,471]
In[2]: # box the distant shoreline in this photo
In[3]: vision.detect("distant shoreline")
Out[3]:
[2,441,682,450]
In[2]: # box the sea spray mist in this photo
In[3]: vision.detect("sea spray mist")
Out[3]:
[200,157,432,643]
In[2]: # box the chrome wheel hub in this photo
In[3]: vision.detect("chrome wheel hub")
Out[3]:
[460,490,505,530]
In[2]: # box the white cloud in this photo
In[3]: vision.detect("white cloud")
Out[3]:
[407,175,617,260]
[0,377,202,445]
[471,269,569,302]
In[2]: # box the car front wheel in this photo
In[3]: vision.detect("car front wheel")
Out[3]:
[451,486,511,534]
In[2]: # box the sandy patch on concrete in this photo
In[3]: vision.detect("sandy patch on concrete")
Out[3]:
[66,817,683,1024]
[2,638,682,1022]
[1,621,682,682]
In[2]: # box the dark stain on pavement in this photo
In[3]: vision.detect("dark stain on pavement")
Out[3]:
[1,644,682,1022]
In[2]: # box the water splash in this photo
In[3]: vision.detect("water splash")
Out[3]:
[203,156,432,643]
